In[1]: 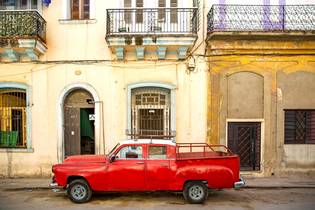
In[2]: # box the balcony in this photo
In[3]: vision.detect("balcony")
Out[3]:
[0,10,47,62]
[106,8,199,60]
[208,5,315,33]
[206,5,315,55]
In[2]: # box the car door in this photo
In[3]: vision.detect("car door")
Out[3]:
[107,144,146,191]
[145,145,171,190]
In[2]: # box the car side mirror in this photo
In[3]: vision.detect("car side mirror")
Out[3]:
[110,155,116,163]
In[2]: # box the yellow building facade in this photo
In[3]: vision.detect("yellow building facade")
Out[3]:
[206,5,315,176]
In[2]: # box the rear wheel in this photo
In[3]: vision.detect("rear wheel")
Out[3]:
[67,179,92,203]
[183,181,208,204]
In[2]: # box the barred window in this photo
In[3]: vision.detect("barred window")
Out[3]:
[130,87,171,138]
[0,89,27,148]
[284,110,315,144]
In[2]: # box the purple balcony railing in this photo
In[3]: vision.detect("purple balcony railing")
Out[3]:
[208,5,315,32]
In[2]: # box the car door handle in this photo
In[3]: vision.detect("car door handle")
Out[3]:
[160,163,168,167]
[136,162,144,164]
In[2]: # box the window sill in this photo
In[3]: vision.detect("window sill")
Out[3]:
[58,19,97,24]
[0,147,34,153]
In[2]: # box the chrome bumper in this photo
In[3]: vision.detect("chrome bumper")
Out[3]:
[50,180,64,192]
[49,182,59,188]
[234,177,245,189]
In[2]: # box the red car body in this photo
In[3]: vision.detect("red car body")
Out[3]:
[51,139,244,203]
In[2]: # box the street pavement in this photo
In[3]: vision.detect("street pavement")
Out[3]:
[1,176,315,190]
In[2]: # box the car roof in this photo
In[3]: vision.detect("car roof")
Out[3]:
[119,139,176,146]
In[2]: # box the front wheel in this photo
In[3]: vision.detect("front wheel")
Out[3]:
[67,179,92,203]
[183,181,208,204]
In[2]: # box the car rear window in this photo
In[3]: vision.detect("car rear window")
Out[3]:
[148,146,167,159]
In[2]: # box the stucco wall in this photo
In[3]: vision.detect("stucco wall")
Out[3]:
[41,0,203,61]
[277,71,315,175]
[0,60,208,177]
[207,43,315,176]
[227,72,264,119]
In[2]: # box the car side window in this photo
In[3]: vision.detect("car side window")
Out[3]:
[148,146,167,159]
[116,146,143,159]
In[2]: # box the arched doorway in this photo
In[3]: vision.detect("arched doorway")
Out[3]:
[63,89,95,157]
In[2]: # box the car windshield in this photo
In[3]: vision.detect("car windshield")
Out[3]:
[108,143,120,157]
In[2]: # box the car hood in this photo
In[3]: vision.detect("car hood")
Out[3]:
[63,155,107,163]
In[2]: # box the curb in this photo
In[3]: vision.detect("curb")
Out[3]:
[243,186,315,189]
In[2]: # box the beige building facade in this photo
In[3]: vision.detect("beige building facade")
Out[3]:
[0,0,208,177]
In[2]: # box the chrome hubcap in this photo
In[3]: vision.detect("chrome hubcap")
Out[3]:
[189,185,204,200]
[71,184,86,200]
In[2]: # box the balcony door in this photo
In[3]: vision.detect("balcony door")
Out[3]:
[122,0,180,33]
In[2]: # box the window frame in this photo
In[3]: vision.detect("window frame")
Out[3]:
[0,83,32,152]
[284,109,315,144]
[130,87,171,138]
[70,0,90,20]
[127,83,176,141]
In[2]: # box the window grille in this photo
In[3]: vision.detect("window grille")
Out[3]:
[284,110,315,144]
[130,87,172,139]
[0,89,27,148]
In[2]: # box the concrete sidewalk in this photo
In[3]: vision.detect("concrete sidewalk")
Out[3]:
[0,177,315,190]
[243,177,315,188]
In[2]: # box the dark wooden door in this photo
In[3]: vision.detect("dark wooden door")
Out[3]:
[64,107,81,157]
[228,122,261,171]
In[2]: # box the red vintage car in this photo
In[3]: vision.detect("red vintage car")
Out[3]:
[50,139,244,204]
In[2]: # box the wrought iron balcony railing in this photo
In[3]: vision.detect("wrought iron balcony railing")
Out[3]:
[208,5,315,33]
[106,8,199,35]
[0,10,46,42]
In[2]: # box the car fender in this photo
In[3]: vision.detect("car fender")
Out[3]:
[176,164,235,188]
